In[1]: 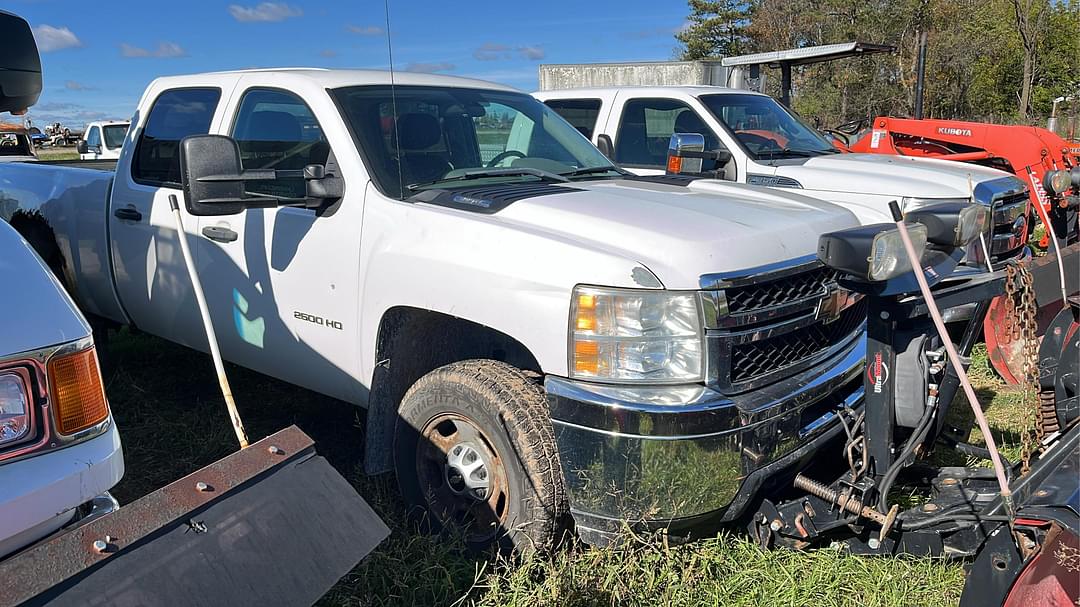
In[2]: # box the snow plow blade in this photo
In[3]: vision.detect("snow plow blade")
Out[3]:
[986,241,1080,383]
[0,425,389,607]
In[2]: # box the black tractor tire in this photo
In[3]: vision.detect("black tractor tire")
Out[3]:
[394,360,568,553]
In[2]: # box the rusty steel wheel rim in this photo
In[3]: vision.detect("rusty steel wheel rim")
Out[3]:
[416,412,510,544]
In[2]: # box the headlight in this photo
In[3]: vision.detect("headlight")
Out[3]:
[569,286,704,383]
[1043,169,1073,197]
[0,372,32,447]
[818,222,928,282]
[905,201,988,246]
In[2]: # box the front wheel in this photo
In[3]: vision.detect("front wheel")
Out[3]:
[394,360,568,553]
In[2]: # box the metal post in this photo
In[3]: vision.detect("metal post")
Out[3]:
[780,63,792,107]
[914,31,928,119]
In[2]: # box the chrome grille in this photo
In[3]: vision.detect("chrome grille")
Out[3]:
[988,191,1029,260]
[730,299,867,384]
[701,256,866,393]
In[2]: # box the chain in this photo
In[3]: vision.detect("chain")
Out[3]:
[1013,262,1045,472]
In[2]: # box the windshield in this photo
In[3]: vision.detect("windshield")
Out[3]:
[699,94,837,160]
[102,124,129,149]
[331,85,617,199]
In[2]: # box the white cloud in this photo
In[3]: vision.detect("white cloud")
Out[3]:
[319,49,338,58]
[346,24,384,36]
[519,45,545,61]
[474,43,545,62]
[120,42,187,58]
[32,25,82,53]
[64,80,94,91]
[228,2,302,22]
[404,62,455,73]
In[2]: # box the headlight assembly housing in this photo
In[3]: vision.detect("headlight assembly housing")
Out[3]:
[0,371,32,447]
[569,286,704,383]
[818,222,928,282]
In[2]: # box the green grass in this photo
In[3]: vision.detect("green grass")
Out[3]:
[101,331,1031,607]
[34,147,79,161]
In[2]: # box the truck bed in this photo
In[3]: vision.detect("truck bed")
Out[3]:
[0,160,124,323]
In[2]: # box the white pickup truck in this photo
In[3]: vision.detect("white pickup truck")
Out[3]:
[535,86,1031,267]
[77,120,130,161]
[0,68,870,550]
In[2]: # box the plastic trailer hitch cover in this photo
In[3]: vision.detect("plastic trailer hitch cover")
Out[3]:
[0,425,390,607]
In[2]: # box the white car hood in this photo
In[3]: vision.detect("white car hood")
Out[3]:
[492,179,858,289]
[769,153,1012,198]
[0,221,90,355]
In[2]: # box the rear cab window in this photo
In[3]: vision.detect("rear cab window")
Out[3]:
[614,98,721,169]
[543,99,602,139]
[132,88,221,187]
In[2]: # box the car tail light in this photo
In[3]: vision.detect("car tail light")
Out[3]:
[47,347,109,435]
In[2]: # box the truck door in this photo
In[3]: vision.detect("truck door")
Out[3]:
[83,126,100,160]
[608,96,728,177]
[108,87,225,349]
[197,85,363,403]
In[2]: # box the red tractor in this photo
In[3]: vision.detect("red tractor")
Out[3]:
[843,118,1079,384]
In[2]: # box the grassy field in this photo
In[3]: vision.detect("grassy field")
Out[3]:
[98,328,1033,607]
[33,146,80,161]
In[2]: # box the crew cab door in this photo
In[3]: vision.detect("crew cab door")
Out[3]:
[82,126,101,160]
[195,84,364,403]
[108,86,229,349]
[604,93,737,179]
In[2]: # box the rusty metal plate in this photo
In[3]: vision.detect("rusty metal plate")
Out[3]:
[1,425,389,607]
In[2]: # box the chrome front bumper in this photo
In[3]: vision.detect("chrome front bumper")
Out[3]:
[546,337,865,542]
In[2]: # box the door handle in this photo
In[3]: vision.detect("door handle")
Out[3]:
[113,206,142,222]
[202,225,238,243]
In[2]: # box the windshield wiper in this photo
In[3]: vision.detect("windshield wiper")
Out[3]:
[406,167,569,191]
[558,165,631,178]
[757,148,831,159]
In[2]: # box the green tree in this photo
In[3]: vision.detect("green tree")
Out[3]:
[677,0,752,60]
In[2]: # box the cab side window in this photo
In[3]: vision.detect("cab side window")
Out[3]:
[86,126,101,149]
[132,88,221,187]
[615,98,720,168]
[544,99,602,139]
[231,88,329,199]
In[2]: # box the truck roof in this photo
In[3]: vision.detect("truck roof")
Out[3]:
[150,68,521,93]
[535,85,769,98]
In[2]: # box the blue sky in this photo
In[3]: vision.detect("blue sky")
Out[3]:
[11,0,690,126]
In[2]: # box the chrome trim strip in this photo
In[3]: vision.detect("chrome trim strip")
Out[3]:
[698,254,820,290]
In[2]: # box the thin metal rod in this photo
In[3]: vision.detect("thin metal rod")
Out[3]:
[168,194,249,449]
[889,202,1013,517]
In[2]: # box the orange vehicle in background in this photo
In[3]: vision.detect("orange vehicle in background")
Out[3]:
[846,117,1079,384]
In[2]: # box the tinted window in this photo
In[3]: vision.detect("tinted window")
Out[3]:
[132,88,221,186]
[86,126,101,147]
[231,88,329,198]
[544,99,602,139]
[614,98,720,168]
[103,124,128,150]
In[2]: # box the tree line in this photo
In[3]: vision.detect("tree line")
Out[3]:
[676,0,1080,131]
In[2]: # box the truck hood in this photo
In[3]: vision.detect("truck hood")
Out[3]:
[0,221,90,355]
[770,153,1012,198]
[491,178,858,289]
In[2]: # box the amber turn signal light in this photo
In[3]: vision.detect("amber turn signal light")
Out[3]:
[48,347,109,435]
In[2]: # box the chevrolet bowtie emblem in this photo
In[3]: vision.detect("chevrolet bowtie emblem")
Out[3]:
[815,286,856,324]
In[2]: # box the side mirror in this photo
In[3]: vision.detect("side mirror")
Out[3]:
[76,140,88,154]
[0,11,42,114]
[179,134,345,217]
[596,134,614,159]
[665,133,732,177]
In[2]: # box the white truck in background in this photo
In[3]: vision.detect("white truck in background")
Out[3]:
[534,85,1031,268]
[0,67,872,550]
[77,120,130,160]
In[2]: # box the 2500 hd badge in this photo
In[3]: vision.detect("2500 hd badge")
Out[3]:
[294,310,344,330]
